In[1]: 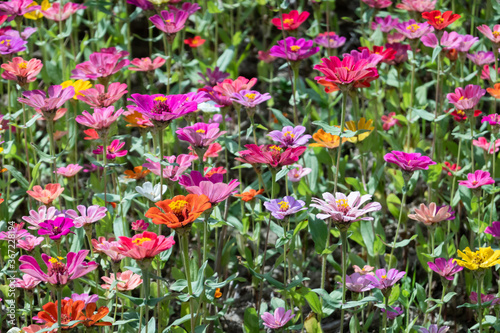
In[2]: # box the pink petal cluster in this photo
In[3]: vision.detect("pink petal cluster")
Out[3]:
[41,2,86,21]
[446,84,486,110]
[235,144,306,168]
[76,106,124,130]
[56,164,83,177]
[129,57,166,72]
[113,231,175,260]
[458,170,495,189]
[77,82,128,108]
[101,270,143,291]
[408,203,451,226]
[143,154,197,182]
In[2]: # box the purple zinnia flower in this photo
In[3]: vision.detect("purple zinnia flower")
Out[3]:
[263,196,306,220]
[261,307,295,329]
[395,20,434,39]
[269,37,320,62]
[176,122,226,148]
[179,170,240,204]
[469,292,500,306]
[126,0,153,11]
[455,34,479,53]
[381,306,404,320]
[65,205,108,228]
[198,67,229,86]
[485,221,500,238]
[37,217,75,240]
[64,293,99,307]
[268,125,311,148]
[427,258,463,281]
[419,325,450,333]
[18,85,75,121]
[365,268,406,290]
[0,0,40,21]
[467,51,496,66]
[342,273,375,292]
[384,151,436,172]
[314,32,346,49]
[0,35,27,55]
[458,170,495,189]
[371,15,399,33]
[231,90,272,109]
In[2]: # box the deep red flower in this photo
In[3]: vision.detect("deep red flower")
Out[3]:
[445,108,481,122]
[422,10,460,30]
[184,36,206,48]
[83,129,99,140]
[270,10,309,31]
[358,45,396,63]
[443,161,461,176]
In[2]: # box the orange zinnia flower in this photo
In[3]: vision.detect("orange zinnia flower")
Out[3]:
[37,299,85,330]
[26,183,64,206]
[123,110,153,128]
[487,83,500,99]
[234,189,264,202]
[84,129,100,140]
[309,128,347,149]
[77,303,112,327]
[145,194,211,229]
[124,166,151,180]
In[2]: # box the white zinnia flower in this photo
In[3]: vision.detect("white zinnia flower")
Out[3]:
[135,182,167,202]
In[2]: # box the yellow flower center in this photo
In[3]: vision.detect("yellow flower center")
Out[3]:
[493,31,500,38]
[269,145,282,151]
[244,93,257,100]
[336,199,349,209]
[154,96,167,102]
[169,200,188,215]
[48,256,64,264]
[283,18,294,25]
[0,39,11,46]
[381,275,387,279]
[406,24,420,32]
[196,129,206,133]
[457,110,465,116]
[283,131,295,138]
[165,19,171,23]
[290,45,301,52]
[434,15,444,24]
[132,237,152,245]
[18,62,27,69]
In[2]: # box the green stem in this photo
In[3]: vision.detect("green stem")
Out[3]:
[406,59,416,151]
[141,267,150,331]
[340,231,348,333]
[47,119,57,183]
[470,117,475,172]
[102,137,108,205]
[489,137,496,225]
[181,235,195,333]
[381,295,388,333]
[334,91,348,194]
[478,276,483,333]
[203,211,209,264]
[57,288,63,333]
[389,190,407,268]
[438,283,447,324]
[292,64,299,125]
[164,36,172,95]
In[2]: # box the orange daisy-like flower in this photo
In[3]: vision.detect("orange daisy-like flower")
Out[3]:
[234,189,264,202]
[84,129,100,140]
[145,194,211,229]
[77,303,112,327]
[215,288,222,298]
[487,83,500,99]
[309,128,347,149]
[124,166,151,180]
[37,299,85,330]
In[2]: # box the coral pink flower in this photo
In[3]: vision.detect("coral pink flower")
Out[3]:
[394,19,434,39]
[77,82,128,108]
[443,162,461,176]
[213,77,258,98]
[56,164,83,177]
[26,183,64,206]
[381,112,401,130]
[0,0,40,20]
[76,106,124,132]
[427,258,463,281]
[459,170,495,189]
[92,238,125,263]
[477,24,500,45]
[13,274,41,290]
[17,235,44,252]
[179,170,240,204]
[176,122,226,148]
[314,54,380,93]
[101,270,143,291]
[421,10,460,30]
[149,9,189,39]
[1,57,42,87]
[19,250,98,286]
[361,0,392,8]
[71,52,129,82]
[114,231,175,261]
[396,0,436,12]
[235,144,306,169]
[384,151,436,172]
[129,57,166,72]
[257,50,277,63]
[408,202,451,226]
[41,2,86,21]
[473,137,500,154]
[143,154,197,182]
[18,85,74,121]
[92,139,128,159]
[271,10,309,30]
[446,84,486,110]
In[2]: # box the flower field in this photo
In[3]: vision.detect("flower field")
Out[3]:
[0,0,500,332]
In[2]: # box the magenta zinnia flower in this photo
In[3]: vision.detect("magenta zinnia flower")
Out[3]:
[231,90,272,109]
[71,52,129,82]
[56,164,83,178]
[41,2,86,21]
[77,82,128,108]
[65,205,108,228]
[179,170,239,204]
[467,51,495,66]
[18,85,75,121]
[458,170,495,189]
[268,125,311,148]
[261,307,295,329]
[0,0,39,20]
[314,32,346,49]
[364,268,406,290]
[37,217,75,240]
[129,57,166,72]
[20,250,98,286]
[342,273,375,292]
[175,122,226,148]
[93,139,128,159]
[485,221,500,238]
[76,106,124,131]
[235,144,306,169]
[446,84,486,110]
[143,154,197,182]
[269,37,319,62]
[264,196,306,220]
[481,113,500,129]
[427,258,463,281]
[395,19,434,39]
[149,9,189,38]
[384,151,436,172]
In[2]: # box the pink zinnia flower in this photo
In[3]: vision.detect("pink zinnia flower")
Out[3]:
[176,122,226,148]
[92,139,128,159]
[385,43,411,65]
[0,0,40,20]
[168,2,200,16]
[353,265,375,276]
[22,206,63,230]
[446,84,486,110]
[213,77,258,97]
[113,231,175,260]
[421,31,462,49]
[364,268,406,290]
[427,258,463,281]
[485,221,500,238]
[387,32,406,43]
[231,90,272,108]
[1,57,42,87]
[381,112,401,130]
[76,106,124,131]
[473,137,500,154]
[269,37,320,62]
[384,151,436,172]
[179,170,240,204]
[314,32,346,49]
[467,51,495,66]
[56,164,83,177]
[17,235,44,252]
[132,219,149,231]
[371,16,399,32]
[394,19,434,39]
[408,202,451,226]
[261,307,295,329]
[481,113,500,127]
[26,183,64,206]
[77,82,128,108]
[481,64,500,81]
[458,170,495,189]
[361,0,392,8]
[142,154,197,182]
[149,9,189,38]
[342,273,375,292]
[71,52,129,81]
[287,164,312,182]
[188,142,223,161]
[19,250,98,286]
[101,270,143,291]
[477,24,500,45]
[13,275,41,290]
[129,57,166,72]
[270,10,309,31]
[0,222,30,242]
[41,2,86,21]
[454,34,479,53]
[235,144,306,168]
[65,205,108,228]
[396,0,436,12]
[18,85,75,121]
[92,237,124,263]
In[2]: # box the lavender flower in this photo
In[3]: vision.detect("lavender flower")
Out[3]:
[231,90,271,109]
[263,196,306,220]
[314,32,346,49]
[0,35,27,55]
[287,164,312,182]
[198,67,230,86]
[381,306,404,320]
[419,325,450,333]
[268,125,311,148]
[371,16,399,32]
[467,51,496,66]
[342,273,375,292]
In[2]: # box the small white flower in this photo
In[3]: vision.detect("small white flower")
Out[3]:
[198,100,220,113]
[135,182,167,202]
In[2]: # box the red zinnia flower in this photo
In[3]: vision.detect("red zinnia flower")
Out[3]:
[184,36,206,48]
[443,161,461,176]
[422,10,460,30]
[358,45,396,63]
[270,10,309,31]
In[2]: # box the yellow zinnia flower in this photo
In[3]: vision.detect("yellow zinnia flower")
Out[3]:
[454,247,500,271]
[344,117,374,143]
[24,0,51,20]
[60,80,92,100]
[309,128,348,149]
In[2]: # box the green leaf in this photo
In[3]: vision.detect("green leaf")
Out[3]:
[243,308,259,333]
[309,215,327,254]
[270,108,294,127]
[207,0,222,13]
[431,45,442,63]
[378,234,417,249]
[4,165,29,189]
[304,313,323,333]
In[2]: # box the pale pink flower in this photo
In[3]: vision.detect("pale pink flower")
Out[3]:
[287,164,312,182]
[76,106,124,131]
[473,137,500,154]
[143,154,197,182]
[22,206,64,230]
[56,164,83,177]
[408,203,451,226]
[353,265,375,276]
[17,235,44,252]
[101,270,143,291]
[65,205,108,228]
[41,2,86,21]
[92,238,125,263]
[396,0,436,12]
[129,57,166,71]
[71,52,129,81]
[77,82,128,108]
[477,24,500,45]
[13,274,41,290]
